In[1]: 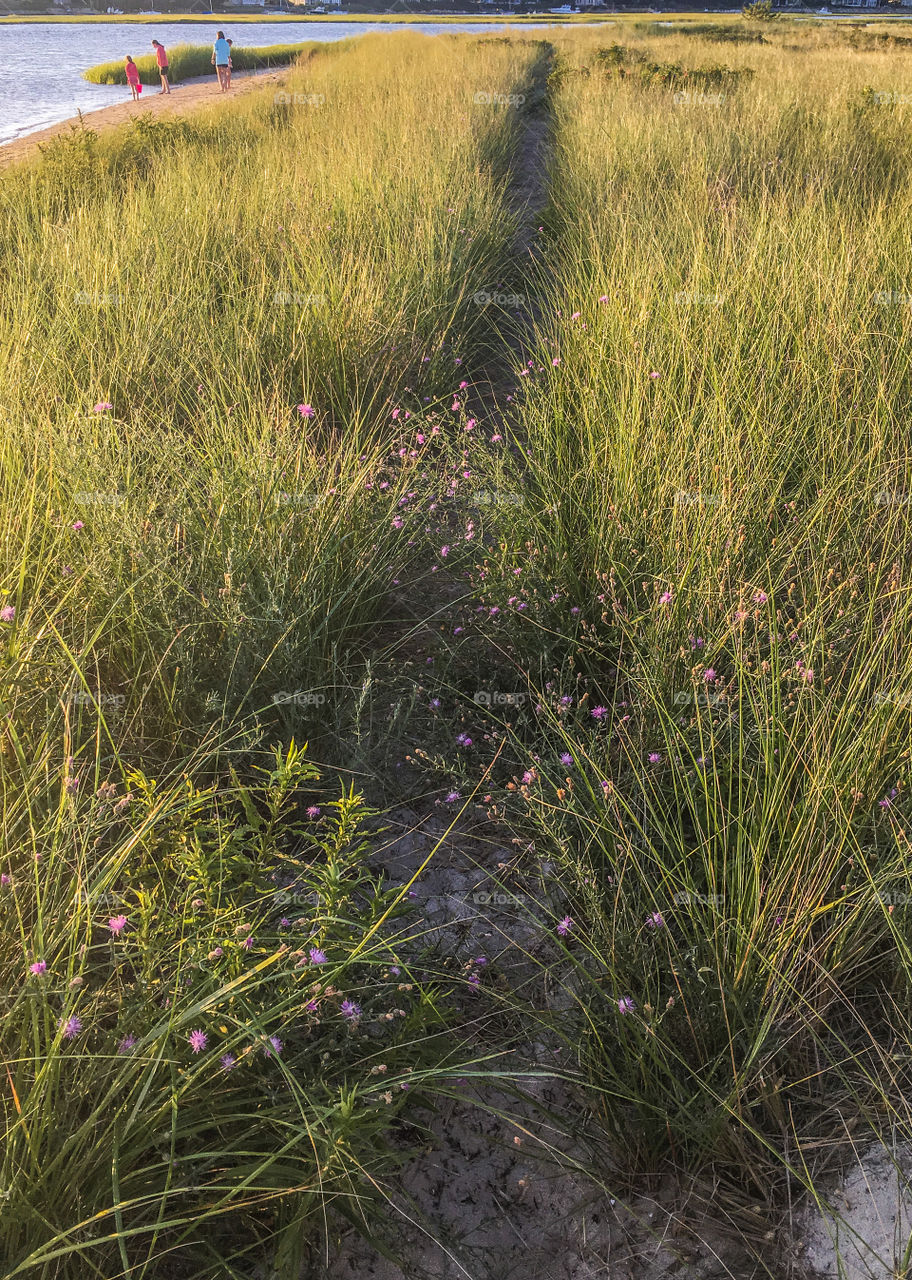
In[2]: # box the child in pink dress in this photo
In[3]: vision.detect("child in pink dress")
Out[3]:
[125,56,142,102]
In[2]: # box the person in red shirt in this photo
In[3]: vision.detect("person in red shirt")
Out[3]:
[124,55,142,102]
[151,40,171,95]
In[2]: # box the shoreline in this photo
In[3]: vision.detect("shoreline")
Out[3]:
[0,11,613,21]
[0,66,284,169]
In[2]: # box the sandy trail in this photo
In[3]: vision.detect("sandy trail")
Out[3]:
[0,67,285,171]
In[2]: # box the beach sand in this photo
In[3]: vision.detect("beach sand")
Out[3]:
[0,67,285,171]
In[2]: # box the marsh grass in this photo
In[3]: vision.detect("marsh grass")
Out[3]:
[9,17,912,1275]
[435,17,912,1248]
[0,31,538,753]
[0,33,547,1275]
[84,40,313,86]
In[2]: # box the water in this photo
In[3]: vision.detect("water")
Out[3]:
[0,19,547,146]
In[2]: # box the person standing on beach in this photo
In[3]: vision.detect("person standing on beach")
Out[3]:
[225,39,233,91]
[211,31,231,93]
[151,40,171,95]
[124,55,142,102]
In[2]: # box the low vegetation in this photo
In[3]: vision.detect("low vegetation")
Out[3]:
[5,15,912,1277]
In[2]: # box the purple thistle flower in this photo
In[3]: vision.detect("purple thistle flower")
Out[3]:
[188,1029,207,1053]
[220,1053,236,1071]
[618,997,635,1015]
[297,403,316,418]
[309,948,327,965]
[645,912,665,929]
[559,752,573,766]
[557,916,573,936]
[456,733,473,747]
[118,1034,137,1054]
[445,790,462,804]
[60,1015,82,1039]
[703,669,717,683]
[648,753,662,764]
[306,806,321,819]
[29,960,47,975]
[340,999,361,1021]
[265,1035,283,1058]
[591,706,608,720]
[241,936,253,950]
[107,914,128,935]
[0,605,15,623]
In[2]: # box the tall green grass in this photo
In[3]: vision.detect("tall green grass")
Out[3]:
[0,32,544,1275]
[85,40,313,86]
[0,32,536,753]
[12,16,912,1273]
[455,17,912,1215]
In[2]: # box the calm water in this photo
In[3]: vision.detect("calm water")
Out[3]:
[0,19,551,146]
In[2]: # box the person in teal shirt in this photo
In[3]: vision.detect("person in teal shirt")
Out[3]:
[212,31,231,93]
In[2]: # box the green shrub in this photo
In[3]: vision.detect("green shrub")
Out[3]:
[742,0,779,20]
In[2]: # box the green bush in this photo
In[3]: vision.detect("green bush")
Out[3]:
[594,44,754,91]
[742,0,779,20]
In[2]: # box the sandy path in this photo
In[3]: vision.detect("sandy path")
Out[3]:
[0,67,285,171]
